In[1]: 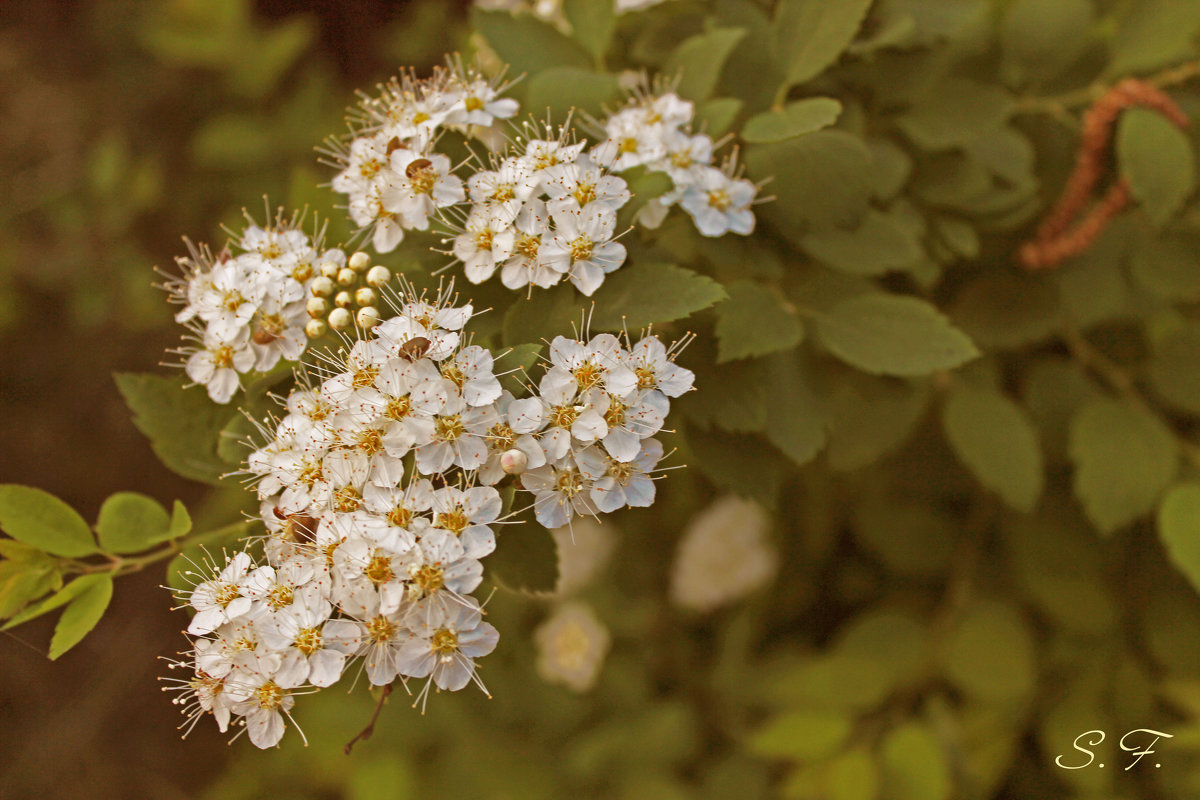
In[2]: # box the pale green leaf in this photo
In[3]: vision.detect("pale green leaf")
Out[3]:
[853,499,953,576]
[757,353,827,468]
[815,294,980,377]
[1159,483,1200,595]
[749,710,853,760]
[897,77,1016,150]
[588,263,727,331]
[774,0,874,87]
[527,68,619,119]
[1001,0,1095,79]
[1116,108,1195,228]
[663,28,747,101]
[944,600,1037,702]
[801,208,924,276]
[942,384,1044,512]
[881,723,952,800]
[1108,0,1200,77]
[95,492,172,554]
[168,500,192,540]
[1068,398,1179,535]
[0,485,97,558]
[825,750,879,800]
[1149,323,1200,416]
[695,98,743,137]
[49,575,113,660]
[867,138,913,200]
[3,574,111,631]
[714,281,803,362]
[470,8,591,74]
[741,97,842,143]
[564,0,615,59]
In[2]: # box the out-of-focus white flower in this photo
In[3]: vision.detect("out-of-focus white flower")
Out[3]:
[535,602,611,692]
[669,496,777,613]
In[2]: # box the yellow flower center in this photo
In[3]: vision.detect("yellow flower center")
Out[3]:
[431,628,459,655]
[268,585,294,610]
[294,627,323,656]
[436,507,470,535]
[255,680,285,710]
[569,236,594,263]
[365,554,395,586]
[334,486,363,513]
[436,414,464,442]
[367,614,397,644]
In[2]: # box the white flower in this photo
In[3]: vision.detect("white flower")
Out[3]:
[441,345,503,407]
[413,392,495,474]
[542,158,631,218]
[679,166,757,237]
[521,447,608,529]
[231,672,296,749]
[453,207,517,284]
[622,335,695,399]
[591,436,663,512]
[541,205,626,296]
[431,485,502,559]
[396,598,498,692]
[187,551,257,636]
[534,602,611,692]
[669,496,778,612]
[447,77,519,127]
[381,150,465,230]
[499,200,563,290]
[186,328,256,404]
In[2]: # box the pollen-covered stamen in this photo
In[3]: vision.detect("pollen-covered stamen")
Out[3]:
[436,506,469,535]
[436,414,465,442]
[355,427,385,456]
[293,627,323,655]
[550,404,579,429]
[233,635,257,653]
[267,585,294,610]
[255,680,286,710]
[573,362,603,391]
[367,615,397,644]
[474,228,495,251]
[411,563,445,594]
[299,464,324,489]
[604,397,627,428]
[670,151,694,169]
[569,236,594,262]
[707,188,732,211]
[223,291,246,312]
[214,583,241,608]
[464,95,484,112]
[189,672,223,696]
[488,421,516,452]
[555,467,585,498]
[353,365,380,390]
[572,181,597,207]
[213,346,235,369]
[634,366,657,390]
[292,261,313,283]
[441,362,466,389]
[385,395,412,421]
[334,485,363,513]
[408,161,438,195]
[365,553,395,586]
[360,158,384,179]
[608,459,635,484]
[492,185,515,202]
[618,137,639,154]
[515,233,541,259]
[432,628,459,657]
[534,153,559,170]
[388,505,413,528]
[253,313,285,345]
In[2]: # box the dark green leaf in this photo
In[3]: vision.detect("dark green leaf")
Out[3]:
[741,97,842,143]
[95,492,172,554]
[589,263,726,331]
[501,283,582,347]
[824,375,930,471]
[757,352,827,467]
[663,28,748,101]
[564,0,615,60]
[0,485,97,558]
[1159,484,1200,595]
[527,68,620,119]
[686,425,789,508]
[942,383,1044,512]
[1149,323,1200,416]
[1129,231,1200,301]
[490,518,559,595]
[48,574,113,660]
[897,78,1015,150]
[1108,0,1200,77]
[1116,108,1195,228]
[801,208,924,276]
[774,0,874,88]
[714,281,803,362]
[950,272,1060,350]
[500,343,544,394]
[470,8,591,75]
[1001,0,1095,80]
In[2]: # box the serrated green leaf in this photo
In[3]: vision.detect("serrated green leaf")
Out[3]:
[490,519,559,595]
[48,574,113,660]
[714,281,803,362]
[824,375,929,471]
[757,352,827,467]
[1108,0,1200,77]
[741,97,841,143]
[564,0,615,60]
[695,98,743,137]
[944,600,1037,702]
[115,372,237,485]
[3,573,111,631]
[95,492,172,554]
[815,294,980,377]
[501,283,581,347]
[774,0,873,88]
[897,77,1015,150]
[1149,323,1200,416]
[942,384,1044,512]
[470,9,591,74]
[527,68,620,119]
[589,263,726,331]
[1068,398,1179,535]
[881,723,952,800]
[1117,108,1195,228]
[0,485,97,558]
[801,208,924,276]
[1159,483,1200,595]
[744,130,873,234]
[749,710,853,760]
[663,28,747,101]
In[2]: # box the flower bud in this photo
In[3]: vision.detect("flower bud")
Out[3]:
[320,261,340,279]
[366,265,391,288]
[305,318,328,338]
[306,296,329,318]
[328,307,353,332]
[355,287,377,307]
[348,251,371,272]
[356,306,381,329]
[336,267,357,287]
[500,448,529,475]
[310,276,335,298]
[334,290,354,308]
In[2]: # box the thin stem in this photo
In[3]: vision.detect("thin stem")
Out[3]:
[1016,58,1200,118]
[69,520,254,578]
[345,683,394,755]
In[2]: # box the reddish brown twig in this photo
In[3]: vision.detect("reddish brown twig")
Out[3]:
[344,682,393,755]
[1019,79,1189,271]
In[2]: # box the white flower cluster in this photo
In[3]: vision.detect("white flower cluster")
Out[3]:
[329,65,518,254]
[590,88,758,237]
[450,131,632,295]
[168,220,345,404]
[167,284,693,747]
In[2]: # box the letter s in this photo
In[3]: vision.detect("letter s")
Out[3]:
[1056,730,1105,769]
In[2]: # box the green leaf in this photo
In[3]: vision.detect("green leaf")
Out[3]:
[950,272,1060,351]
[527,68,620,119]
[470,9,591,74]
[943,600,1037,702]
[3,573,111,631]
[501,283,582,347]
[114,372,235,485]
[1129,231,1200,301]
[227,17,314,99]
[1108,0,1200,77]
[663,28,747,102]
[1149,323,1200,416]
[1069,398,1179,535]
[489,519,559,595]
[94,492,172,554]
[757,353,827,468]
[695,98,743,138]
[880,723,952,800]
[853,499,953,576]
[896,78,1016,150]
[741,97,842,143]
[801,208,924,276]
[500,343,544,395]
[589,263,727,331]
[1159,483,1200,595]
[744,130,873,234]
[825,750,879,800]
[685,425,789,508]
[942,384,1044,513]
[749,710,853,760]
[1001,0,1095,80]
[564,0,615,60]
[677,360,767,433]
[618,166,676,228]
[774,0,873,88]
[48,574,113,660]
[168,500,193,539]
[868,138,913,200]
[714,281,803,362]
[815,294,980,377]
[824,375,930,471]
[1116,108,1195,228]
[0,485,97,558]
[1006,515,1115,635]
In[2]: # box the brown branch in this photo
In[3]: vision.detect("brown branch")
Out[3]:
[344,682,393,755]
